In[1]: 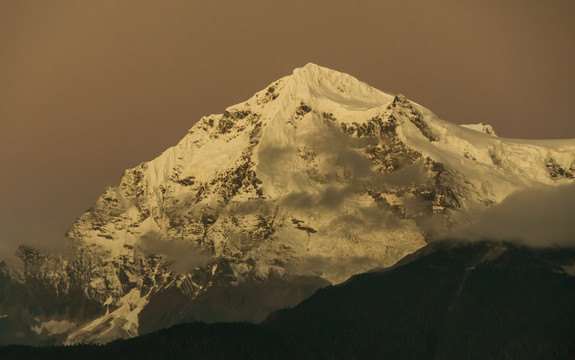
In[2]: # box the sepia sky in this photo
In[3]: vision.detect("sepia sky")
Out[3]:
[1,0,574,252]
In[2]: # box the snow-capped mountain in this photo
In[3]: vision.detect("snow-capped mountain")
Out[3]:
[1,63,574,345]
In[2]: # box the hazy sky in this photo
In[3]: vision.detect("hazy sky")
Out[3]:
[1,0,574,251]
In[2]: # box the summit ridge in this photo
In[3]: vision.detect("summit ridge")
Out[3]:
[289,62,394,109]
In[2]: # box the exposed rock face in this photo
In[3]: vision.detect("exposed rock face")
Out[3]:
[1,63,574,345]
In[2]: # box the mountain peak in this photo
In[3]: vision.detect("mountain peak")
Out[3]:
[286,63,394,110]
[296,62,323,71]
[292,62,332,78]
[4,64,575,346]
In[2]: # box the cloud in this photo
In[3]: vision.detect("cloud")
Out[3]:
[259,120,430,216]
[140,233,212,273]
[332,145,374,178]
[223,198,273,216]
[382,163,426,187]
[20,236,76,257]
[256,146,292,168]
[279,191,316,209]
[0,238,18,263]
[0,229,212,274]
[450,182,575,247]
[270,125,429,237]
[278,163,426,211]
[0,231,75,263]
[286,255,382,279]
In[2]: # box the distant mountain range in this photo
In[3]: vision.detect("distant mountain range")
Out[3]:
[1,63,574,345]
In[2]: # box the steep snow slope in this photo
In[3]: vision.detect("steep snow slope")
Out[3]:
[1,63,574,345]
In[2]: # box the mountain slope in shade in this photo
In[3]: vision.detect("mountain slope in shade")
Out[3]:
[262,240,575,359]
[1,63,574,345]
[2,241,574,359]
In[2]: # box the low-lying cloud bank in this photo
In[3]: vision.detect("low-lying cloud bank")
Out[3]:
[140,233,212,273]
[451,182,575,247]
[0,233,75,264]
[0,238,17,263]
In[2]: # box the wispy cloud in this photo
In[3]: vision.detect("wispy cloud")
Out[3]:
[0,232,75,263]
[140,233,212,273]
[450,182,575,247]
[0,237,18,263]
